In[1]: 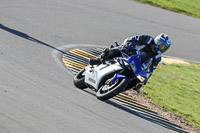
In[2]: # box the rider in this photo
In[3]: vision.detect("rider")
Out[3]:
[89,33,172,92]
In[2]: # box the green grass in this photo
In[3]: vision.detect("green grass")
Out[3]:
[132,0,200,129]
[144,62,200,129]
[135,0,200,18]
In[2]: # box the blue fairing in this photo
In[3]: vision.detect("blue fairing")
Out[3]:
[110,73,130,84]
[110,51,148,84]
[125,51,148,78]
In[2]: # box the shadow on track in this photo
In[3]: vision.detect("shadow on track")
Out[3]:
[83,89,187,133]
[0,24,66,54]
[2,23,186,132]
[83,89,159,121]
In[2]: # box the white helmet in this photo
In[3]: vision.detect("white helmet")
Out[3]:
[154,33,172,54]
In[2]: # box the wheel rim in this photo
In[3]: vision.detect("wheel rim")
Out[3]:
[100,79,119,94]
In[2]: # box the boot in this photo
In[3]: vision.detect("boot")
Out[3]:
[88,48,109,65]
[134,82,144,93]
[88,47,120,65]
[88,58,101,65]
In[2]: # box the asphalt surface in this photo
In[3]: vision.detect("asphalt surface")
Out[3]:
[0,0,199,133]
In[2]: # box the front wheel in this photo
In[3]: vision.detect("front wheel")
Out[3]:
[73,68,87,89]
[96,78,128,101]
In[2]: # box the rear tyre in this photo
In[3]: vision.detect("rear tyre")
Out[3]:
[73,68,87,89]
[96,78,128,101]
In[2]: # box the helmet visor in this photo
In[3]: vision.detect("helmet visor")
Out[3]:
[159,43,168,53]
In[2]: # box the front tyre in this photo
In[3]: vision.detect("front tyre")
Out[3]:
[96,78,128,101]
[73,68,87,89]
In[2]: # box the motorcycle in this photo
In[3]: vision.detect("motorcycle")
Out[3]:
[73,45,152,101]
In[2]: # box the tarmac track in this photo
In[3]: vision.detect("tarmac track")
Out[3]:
[0,0,200,133]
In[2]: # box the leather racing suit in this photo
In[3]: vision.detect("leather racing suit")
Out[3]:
[89,35,162,90]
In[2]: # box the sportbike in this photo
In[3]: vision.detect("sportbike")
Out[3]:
[73,45,152,100]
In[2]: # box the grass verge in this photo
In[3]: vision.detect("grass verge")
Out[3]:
[135,0,200,18]
[144,62,200,129]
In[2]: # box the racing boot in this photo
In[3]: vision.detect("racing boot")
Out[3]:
[134,82,144,93]
[88,58,101,65]
[88,48,109,65]
[88,47,121,65]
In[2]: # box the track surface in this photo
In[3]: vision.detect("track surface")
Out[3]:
[1,0,199,133]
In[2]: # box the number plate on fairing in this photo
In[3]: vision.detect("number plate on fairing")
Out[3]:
[85,69,97,88]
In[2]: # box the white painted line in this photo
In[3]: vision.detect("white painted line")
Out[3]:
[52,44,199,78]
[51,44,106,77]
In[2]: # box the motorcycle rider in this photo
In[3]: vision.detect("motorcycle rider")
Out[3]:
[89,33,172,93]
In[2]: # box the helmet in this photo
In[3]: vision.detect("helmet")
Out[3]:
[154,33,171,54]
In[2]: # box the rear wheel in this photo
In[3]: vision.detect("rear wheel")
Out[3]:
[73,68,87,89]
[96,78,128,101]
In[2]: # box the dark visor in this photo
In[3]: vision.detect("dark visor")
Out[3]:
[159,43,168,52]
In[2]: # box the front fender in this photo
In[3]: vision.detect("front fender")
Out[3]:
[110,73,130,84]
